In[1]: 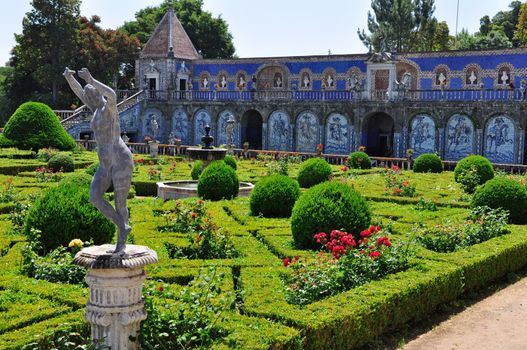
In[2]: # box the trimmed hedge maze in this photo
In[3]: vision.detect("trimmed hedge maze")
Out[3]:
[1,151,527,349]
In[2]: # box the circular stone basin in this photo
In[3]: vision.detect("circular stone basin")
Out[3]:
[186,147,227,163]
[157,180,254,200]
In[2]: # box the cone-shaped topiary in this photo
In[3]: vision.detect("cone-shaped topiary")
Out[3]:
[413,153,443,173]
[472,177,527,224]
[2,102,76,151]
[24,181,115,254]
[454,155,494,193]
[250,174,300,217]
[297,157,332,188]
[197,160,239,201]
[346,151,372,169]
[291,181,371,249]
[48,153,75,173]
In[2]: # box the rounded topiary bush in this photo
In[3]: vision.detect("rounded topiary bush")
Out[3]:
[223,155,237,170]
[413,153,443,173]
[2,102,76,151]
[197,160,239,201]
[454,155,494,184]
[291,182,371,250]
[191,160,204,180]
[472,177,527,224]
[250,175,300,218]
[24,182,115,254]
[346,151,372,169]
[297,157,332,188]
[48,153,75,172]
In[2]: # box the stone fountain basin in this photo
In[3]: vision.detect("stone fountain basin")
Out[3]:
[157,180,254,200]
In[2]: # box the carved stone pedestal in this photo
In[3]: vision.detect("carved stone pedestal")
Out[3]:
[149,141,159,157]
[74,244,158,350]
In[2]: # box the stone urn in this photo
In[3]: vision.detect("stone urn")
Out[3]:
[149,140,159,157]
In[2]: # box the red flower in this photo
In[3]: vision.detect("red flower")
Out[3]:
[293,255,300,263]
[191,212,197,219]
[369,226,380,233]
[360,229,372,238]
[197,200,204,205]
[392,165,400,172]
[283,258,291,267]
[158,286,164,292]
[369,251,381,258]
[314,232,327,244]
[341,165,349,172]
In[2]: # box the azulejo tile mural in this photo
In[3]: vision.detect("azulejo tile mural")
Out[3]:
[325,113,350,155]
[484,115,515,163]
[216,110,240,147]
[171,108,189,145]
[268,111,291,151]
[410,114,436,156]
[295,111,319,153]
[193,109,212,145]
[446,114,475,160]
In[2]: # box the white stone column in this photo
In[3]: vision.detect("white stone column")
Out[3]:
[74,244,158,350]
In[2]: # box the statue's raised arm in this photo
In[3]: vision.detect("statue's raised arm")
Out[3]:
[63,67,89,106]
[78,68,117,105]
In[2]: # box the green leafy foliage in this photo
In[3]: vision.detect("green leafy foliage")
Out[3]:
[472,176,527,224]
[416,206,510,252]
[297,157,332,188]
[2,102,76,151]
[223,154,237,170]
[346,151,372,169]
[139,267,235,349]
[412,153,443,173]
[24,181,114,254]
[36,148,59,162]
[197,161,239,201]
[454,155,494,193]
[84,161,99,176]
[47,153,75,173]
[291,182,371,249]
[249,175,300,217]
[190,160,204,180]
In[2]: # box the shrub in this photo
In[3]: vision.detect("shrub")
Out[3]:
[59,173,92,188]
[85,161,99,176]
[346,151,371,169]
[24,182,115,254]
[454,155,494,193]
[413,153,443,173]
[291,182,371,249]
[36,148,59,162]
[223,155,237,170]
[0,133,15,148]
[197,161,239,201]
[47,153,74,173]
[383,166,416,197]
[267,158,289,176]
[2,102,76,151]
[297,158,332,188]
[472,177,527,224]
[250,175,300,217]
[191,160,204,180]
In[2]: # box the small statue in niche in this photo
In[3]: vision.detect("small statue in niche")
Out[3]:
[326,75,333,87]
[274,74,282,88]
[202,76,209,89]
[468,70,478,85]
[501,70,510,85]
[238,75,246,89]
[220,75,227,88]
[303,74,310,88]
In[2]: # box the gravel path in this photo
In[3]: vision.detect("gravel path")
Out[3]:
[403,276,527,350]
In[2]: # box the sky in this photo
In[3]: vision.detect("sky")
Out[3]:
[0,0,517,66]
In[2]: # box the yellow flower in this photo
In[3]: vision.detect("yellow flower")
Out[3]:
[68,239,84,248]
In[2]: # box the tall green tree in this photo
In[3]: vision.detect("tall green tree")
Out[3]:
[358,0,442,52]
[120,0,235,59]
[7,0,80,108]
[513,2,527,46]
[77,16,141,90]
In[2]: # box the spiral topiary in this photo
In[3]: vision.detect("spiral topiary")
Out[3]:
[346,151,372,169]
[191,160,204,180]
[454,155,494,193]
[2,102,76,151]
[412,153,443,173]
[297,157,332,188]
[223,155,237,170]
[291,181,371,250]
[197,160,239,201]
[250,174,300,217]
[472,177,527,224]
[24,181,115,254]
[47,153,75,173]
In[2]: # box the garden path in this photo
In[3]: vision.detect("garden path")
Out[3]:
[403,276,527,350]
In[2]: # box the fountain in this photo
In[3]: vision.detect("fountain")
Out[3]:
[157,123,254,200]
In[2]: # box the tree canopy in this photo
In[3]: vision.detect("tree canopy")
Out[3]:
[120,0,235,59]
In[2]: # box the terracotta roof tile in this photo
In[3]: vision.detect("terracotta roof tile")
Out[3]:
[140,9,199,60]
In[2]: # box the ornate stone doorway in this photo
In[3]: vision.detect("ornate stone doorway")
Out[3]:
[363,112,394,157]
[241,110,263,149]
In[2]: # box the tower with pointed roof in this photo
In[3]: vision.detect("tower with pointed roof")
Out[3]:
[136,6,199,94]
